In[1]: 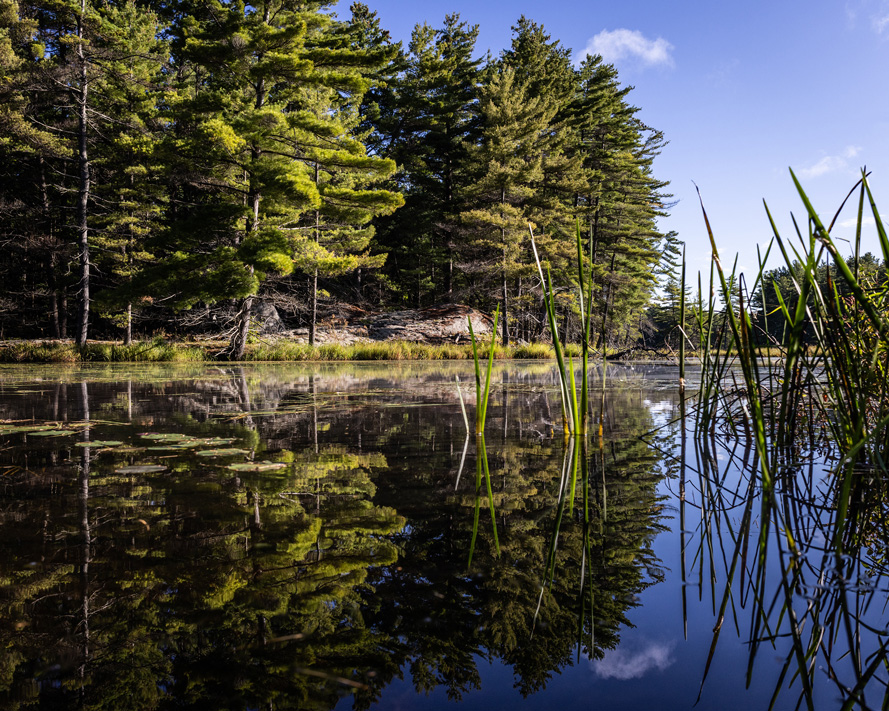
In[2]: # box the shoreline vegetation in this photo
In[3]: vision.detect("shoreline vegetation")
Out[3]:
[0,337,669,364]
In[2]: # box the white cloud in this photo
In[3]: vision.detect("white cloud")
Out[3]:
[839,216,876,229]
[592,640,676,680]
[798,146,861,179]
[574,29,674,69]
[874,13,889,32]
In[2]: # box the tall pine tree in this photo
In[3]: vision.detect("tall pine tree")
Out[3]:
[148,0,400,356]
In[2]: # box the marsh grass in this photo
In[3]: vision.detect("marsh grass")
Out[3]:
[682,170,889,708]
[82,340,205,362]
[468,305,500,434]
[530,221,597,435]
[0,339,578,363]
[696,170,889,544]
[0,339,205,363]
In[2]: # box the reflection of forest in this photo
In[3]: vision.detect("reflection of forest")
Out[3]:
[0,365,670,709]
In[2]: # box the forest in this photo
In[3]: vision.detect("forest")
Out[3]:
[0,0,679,356]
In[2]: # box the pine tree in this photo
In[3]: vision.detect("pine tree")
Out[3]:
[499,18,584,342]
[568,54,670,345]
[89,1,167,344]
[294,5,402,344]
[145,0,400,357]
[363,14,481,307]
[0,0,68,336]
[460,64,558,344]
[0,0,164,342]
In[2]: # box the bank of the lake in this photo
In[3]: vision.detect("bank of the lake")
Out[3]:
[0,338,657,363]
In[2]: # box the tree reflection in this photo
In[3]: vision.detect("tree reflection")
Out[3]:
[0,365,670,709]
[358,386,667,704]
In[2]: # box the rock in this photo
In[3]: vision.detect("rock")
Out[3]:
[282,304,494,345]
[254,302,286,335]
[365,304,493,343]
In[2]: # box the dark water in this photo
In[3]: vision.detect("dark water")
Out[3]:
[0,362,883,710]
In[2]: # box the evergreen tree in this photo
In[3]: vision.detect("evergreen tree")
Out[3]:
[146,0,400,357]
[460,63,558,345]
[498,18,584,342]
[568,53,670,345]
[366,13,481,306]
[89,1,167,344]
[0,0,165,343]
[0,0,68,336]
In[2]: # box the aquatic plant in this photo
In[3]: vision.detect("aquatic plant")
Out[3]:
[468,305,500,434]
[697,170,889,549]
[530,221,597,435]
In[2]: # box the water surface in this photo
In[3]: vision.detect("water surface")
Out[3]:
[0,362,882,710]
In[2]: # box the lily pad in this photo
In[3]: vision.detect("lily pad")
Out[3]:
[139,432,192,442]
[226,461,287,472]
[115,465,168,474]
[0,425,55,434]
[27,429,75,437]
[144,441,201,451]
[196,448,250,457]
[75,440,124,447]
[197,438,236,446]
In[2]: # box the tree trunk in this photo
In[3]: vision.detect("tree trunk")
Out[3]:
[75,0,90,347]
[49,253,60,338]
[231,292,253,360]
[501,244,509,346]
[124,302,132,345]
[41,158,60,338]
[499,190,509,346]
[309,163,320,346]
[309,271,318,345]
[61,290,67,339]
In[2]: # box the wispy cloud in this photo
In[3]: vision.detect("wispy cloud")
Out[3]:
[705,59,739,87]
[845,0,889,33]
[839,216,876,229]
[592,640,676,680]
[574,29,674,69]
[798,146,861,179]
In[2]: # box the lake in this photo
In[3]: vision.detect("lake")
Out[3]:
[0,362,883,710]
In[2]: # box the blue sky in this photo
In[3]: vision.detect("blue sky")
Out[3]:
[347,0,889,280]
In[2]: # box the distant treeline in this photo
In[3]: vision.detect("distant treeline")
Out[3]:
[646,250,889,353]
[0,0,674,354]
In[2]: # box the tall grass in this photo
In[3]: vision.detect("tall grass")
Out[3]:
[468,305,500,434]
[0,339,572,363]
[697,169,889,549]
[0,339,205,363]
[530,221,598,435]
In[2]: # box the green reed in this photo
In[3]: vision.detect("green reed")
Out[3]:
[468,305,500,435]
[529,221,596,435]
[684,419,889,710]
[698,170,889,549]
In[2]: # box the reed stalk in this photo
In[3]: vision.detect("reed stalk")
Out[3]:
[529,220,600,436]
[468,305,500,435]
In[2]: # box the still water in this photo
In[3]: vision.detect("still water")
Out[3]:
[0,362,884,710]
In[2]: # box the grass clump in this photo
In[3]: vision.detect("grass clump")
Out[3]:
[244,342,315,361]
[695,169,889,550]
[511,342,554,359]
[80,340,205,362]
[0,341,79,363]
[0,337,586,363]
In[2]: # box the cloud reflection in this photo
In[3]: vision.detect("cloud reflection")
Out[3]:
[592,640,676,680]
